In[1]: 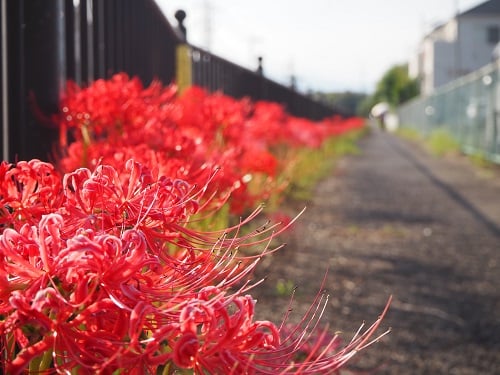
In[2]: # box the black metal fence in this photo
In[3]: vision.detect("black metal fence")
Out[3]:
[1,0,337,162]
[1,0,179,162]
[190,46,336,120]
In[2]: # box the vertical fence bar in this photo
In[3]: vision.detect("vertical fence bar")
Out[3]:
[84,0,94,81]
[1,0,8,160]
[69,0,81,84]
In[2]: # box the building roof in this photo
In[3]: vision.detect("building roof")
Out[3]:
[460,0,500,17]
[424,0,500,38]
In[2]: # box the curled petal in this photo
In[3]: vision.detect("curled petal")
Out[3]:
[173,331,199,369]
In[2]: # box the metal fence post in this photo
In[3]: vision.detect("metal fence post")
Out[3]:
[2,0,66,162]
[1,0,8,161]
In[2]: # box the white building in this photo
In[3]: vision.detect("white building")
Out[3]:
[410,0,500,96]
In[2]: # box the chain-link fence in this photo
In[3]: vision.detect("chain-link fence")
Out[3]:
[398,60,500,164]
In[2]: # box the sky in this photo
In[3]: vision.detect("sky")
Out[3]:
[156,0,486,94]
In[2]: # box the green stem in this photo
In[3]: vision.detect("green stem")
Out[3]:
[38,348,53,372]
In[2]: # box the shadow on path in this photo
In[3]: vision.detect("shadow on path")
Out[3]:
[385,135,500,238]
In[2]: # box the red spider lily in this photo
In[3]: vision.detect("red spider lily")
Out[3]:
[0,159,388,374]
[0,160,62,230]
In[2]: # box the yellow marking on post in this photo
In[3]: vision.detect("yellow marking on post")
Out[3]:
[176,44,192,93]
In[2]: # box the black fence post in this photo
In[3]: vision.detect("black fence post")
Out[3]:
[2,0,66,162]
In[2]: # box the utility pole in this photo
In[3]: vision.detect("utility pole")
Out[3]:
[203,0,212,51]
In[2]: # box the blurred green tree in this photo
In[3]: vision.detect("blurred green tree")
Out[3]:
[360,64,419,116]
[312,91,368,117]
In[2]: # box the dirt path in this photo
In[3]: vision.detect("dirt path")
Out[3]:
[251,128,500,374]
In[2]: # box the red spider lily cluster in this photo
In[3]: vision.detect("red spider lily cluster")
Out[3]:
[0,74,389,374]
[57,73,365,214]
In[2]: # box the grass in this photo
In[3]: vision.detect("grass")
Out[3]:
[396,127,461,157]
[283,129,365,202]
[426,129,461,156]
[397,125,500,175]
[466,151,500,178]
[275,279,295,296]
[395,127,422,143]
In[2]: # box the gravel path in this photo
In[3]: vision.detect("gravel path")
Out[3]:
[251,127,500,374]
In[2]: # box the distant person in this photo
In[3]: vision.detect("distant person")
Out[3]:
[370,102,390,131]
